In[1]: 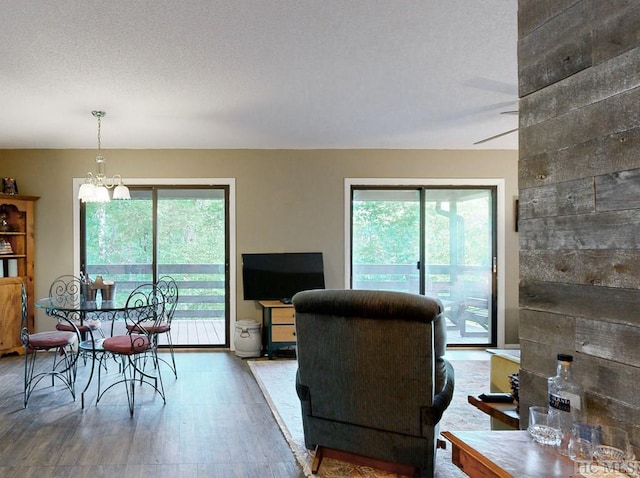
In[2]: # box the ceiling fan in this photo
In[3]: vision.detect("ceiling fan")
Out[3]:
[474,110,519,145]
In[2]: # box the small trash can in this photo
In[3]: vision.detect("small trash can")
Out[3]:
[234,320,262,358]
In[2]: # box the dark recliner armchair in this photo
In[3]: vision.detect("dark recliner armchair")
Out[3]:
[293,289,454,477]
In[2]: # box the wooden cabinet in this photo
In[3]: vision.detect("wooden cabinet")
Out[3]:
[259,301,296,359]
[0,194,38,357]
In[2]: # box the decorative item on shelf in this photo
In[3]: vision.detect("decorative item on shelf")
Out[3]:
[0,209,8,232]
[0,205,15,232]
[0,239,13,255]
[77,110,130,203]
[509,372,519,412]
[7,259,17,277]
[2,178,18,195]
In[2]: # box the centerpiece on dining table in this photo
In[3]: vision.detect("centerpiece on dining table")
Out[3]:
[80,273,116,301]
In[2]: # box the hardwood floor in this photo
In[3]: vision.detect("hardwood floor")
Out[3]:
[0,350,305,478]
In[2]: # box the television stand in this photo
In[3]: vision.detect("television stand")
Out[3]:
[259,300,296,359]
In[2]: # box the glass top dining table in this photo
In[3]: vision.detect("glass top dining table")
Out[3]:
[35,295,153,408]
[35,295,139,314]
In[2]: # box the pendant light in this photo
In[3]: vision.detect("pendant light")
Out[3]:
[78,110,130,202]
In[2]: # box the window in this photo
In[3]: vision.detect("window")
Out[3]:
[348,180,500,347]
[79,184,232,347]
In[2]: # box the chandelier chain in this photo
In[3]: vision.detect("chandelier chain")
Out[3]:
[97,115,101,152]
[92,110,105,152]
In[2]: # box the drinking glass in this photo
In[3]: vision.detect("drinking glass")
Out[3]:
[593,425,635,464]
[528,406,561,446]
[569,422,598,463]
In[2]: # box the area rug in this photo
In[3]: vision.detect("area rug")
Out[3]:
[248,359,492,478]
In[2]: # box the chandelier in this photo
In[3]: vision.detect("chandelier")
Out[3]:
[78,110,130,202]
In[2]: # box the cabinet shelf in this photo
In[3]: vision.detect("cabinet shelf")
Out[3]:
[0,195,39,358]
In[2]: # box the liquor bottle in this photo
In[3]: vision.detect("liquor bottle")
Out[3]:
[548,354,585,455]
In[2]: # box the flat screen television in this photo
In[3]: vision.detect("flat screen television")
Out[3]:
[242,252,325,302]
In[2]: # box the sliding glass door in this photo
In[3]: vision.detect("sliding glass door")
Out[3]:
[351,186,497,346]
[81,186,230,347]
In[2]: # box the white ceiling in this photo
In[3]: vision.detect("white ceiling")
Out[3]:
[0,1,518,150]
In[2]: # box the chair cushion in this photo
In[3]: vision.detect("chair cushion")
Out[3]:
[103,334,150,355]
[27,331,77,349]
[126,321,170,334]
[56,319,101,333]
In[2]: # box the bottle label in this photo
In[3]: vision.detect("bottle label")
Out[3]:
[549,393,570,412]
[549,392,581,412]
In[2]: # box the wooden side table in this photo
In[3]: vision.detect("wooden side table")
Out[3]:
[467,395,519,429]
[259,300,296,359]
[441,430,577,478]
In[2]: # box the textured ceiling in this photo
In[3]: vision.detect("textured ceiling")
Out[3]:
[0,1,518,150]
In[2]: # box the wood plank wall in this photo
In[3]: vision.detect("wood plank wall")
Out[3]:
[517,0,640,445]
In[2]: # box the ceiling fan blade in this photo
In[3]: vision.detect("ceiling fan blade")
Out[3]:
[473,128,519,145]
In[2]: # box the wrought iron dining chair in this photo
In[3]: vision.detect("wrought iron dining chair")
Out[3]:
[97,283,167,416]
[20,282,80,407]
[49,274,105,340]
[49,274,108,378]
[126,275,179,378]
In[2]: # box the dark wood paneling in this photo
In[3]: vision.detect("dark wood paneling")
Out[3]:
[576,317,640,366]
[518,177,593,219]
[519,2,640,96]
[518,0,640,445]
[520,280,640,327]
[596,167,640,211]
[518,1,591,96]
[519,309,575,351]
[520,47,640,130]
[519,210,640,250]
[520,340,561,379]
[520,86,640,157]
[574,353,640,443]
[591,0,640,64]
[586,391,640,447]
[517,0,581,38]
[520,249,640,288]
[578,358,638,409]
[519,126,640,189]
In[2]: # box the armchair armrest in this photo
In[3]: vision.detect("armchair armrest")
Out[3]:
[421,359,455,427]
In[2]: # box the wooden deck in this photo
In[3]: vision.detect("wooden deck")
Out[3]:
[158,317,489,348]
[159,319,227,347]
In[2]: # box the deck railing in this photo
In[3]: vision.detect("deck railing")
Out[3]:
[86,263,488,321]
[86,264,226,319]
[352,263,487,296]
